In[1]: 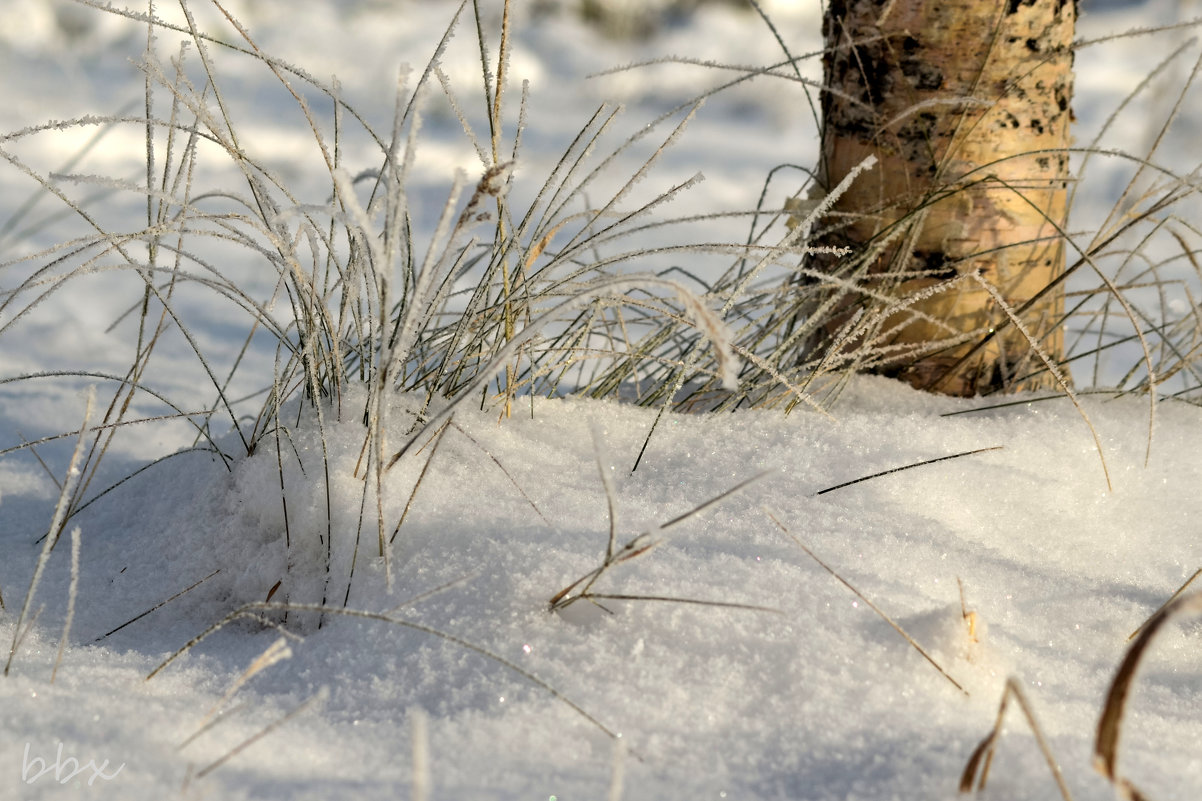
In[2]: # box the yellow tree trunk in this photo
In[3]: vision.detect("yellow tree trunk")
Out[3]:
[814,0,1075,395]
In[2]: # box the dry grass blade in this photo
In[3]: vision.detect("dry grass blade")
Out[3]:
[814,446,1003,495]
[187,636,293,743]
[607,735,626,801]
[972,272,1113,492]
[584,594,781,614]
[384,572,482,616]
[659,470,770,530]
[5,387,94,677]
[388,418,453,548]
[15,431,62,490]
[177,703,248,754]
[766,511,968,696]
[590,421,620,562]
[550,470,768,611]
[960,677,1073,800]
[1128,568,1202,641]
[194,686,328,781]
[938,389,1121,417]
[994,173,1159,467]
[93,569,221,643]
[1095,589,1202,799]
[411,708,431,801]
[51,526,83,683]
[446,420,551,529]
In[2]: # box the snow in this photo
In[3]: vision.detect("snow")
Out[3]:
[3,1,1202,800]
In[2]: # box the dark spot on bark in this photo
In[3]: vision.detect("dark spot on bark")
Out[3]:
[1030,118,1044,134]
[1026,38,1040,52]
[823,23,898,125]
[1055,86,1070,112]
[892,34,943,91]
[1036,156,1050,170]
[895,112,940,175]
[902,60,943,91]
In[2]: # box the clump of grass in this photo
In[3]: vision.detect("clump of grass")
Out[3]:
[0,0,746,611]
[9,5,1200,588]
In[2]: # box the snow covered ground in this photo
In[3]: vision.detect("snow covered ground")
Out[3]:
[3,1,1202,799]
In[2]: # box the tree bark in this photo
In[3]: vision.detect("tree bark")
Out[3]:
[813,0,1075,395]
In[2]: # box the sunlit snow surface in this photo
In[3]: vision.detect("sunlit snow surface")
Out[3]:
[3,1,1202,799]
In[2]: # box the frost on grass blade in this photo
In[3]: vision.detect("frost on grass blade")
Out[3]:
[4,387,94,678]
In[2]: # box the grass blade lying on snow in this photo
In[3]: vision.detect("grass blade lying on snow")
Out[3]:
[583,594,781,615]
[193,686,328,782]
[814,446,1003,496]
[147,602,623,745]
[590,421,620,563]
[551,470,769,612]
[93,569,222,643]
[766,511,968,696]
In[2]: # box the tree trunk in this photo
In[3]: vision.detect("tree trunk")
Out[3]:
[812,0,1075,395]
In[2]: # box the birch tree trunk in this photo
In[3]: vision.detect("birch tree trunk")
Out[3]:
[813,0,1075,395]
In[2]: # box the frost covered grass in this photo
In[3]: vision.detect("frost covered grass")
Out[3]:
[2,1,1202,799]
[1,0,751,607]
